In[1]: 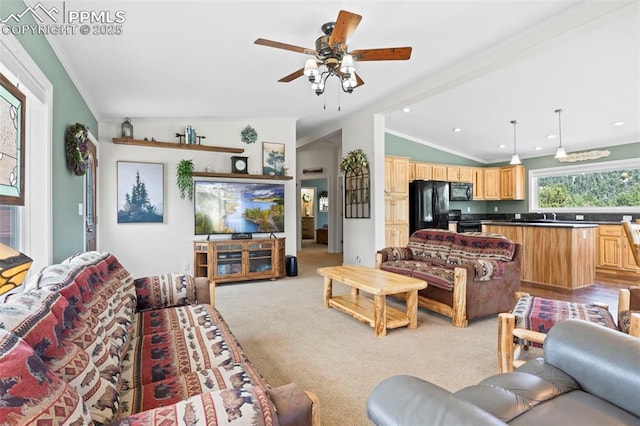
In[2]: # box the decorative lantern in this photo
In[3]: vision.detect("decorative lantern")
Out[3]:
[121,117,134,139]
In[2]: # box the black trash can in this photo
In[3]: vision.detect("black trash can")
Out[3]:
[285,255,298,277]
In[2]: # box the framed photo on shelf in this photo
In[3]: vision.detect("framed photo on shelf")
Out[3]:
[0,72,26,206]
[117,161,164,223]
[262,142,285,176]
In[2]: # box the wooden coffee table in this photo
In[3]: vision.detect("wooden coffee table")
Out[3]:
[317,265,428,337]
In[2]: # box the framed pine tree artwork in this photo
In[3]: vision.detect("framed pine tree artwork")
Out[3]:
[117,161,164,223]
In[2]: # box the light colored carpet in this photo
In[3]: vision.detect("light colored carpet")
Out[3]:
[214,243,501,425]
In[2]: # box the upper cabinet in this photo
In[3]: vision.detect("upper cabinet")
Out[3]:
[447,166,473,183]
[385,156,410,195]
[500,165,525,200]
[431,164,447,181]
[472,168,485,200]
[402,161,525,201]
[483,168,501,200]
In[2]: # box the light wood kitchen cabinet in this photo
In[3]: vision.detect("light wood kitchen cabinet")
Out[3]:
[385,196,410,246]
[385,156,409,195]
[596,225,639,273]
[472,168,485,200]
[500,165,525,200]
[385,156,410,246]
[483,168,501,200]
[431,164,447,181]
[483,223,596,290]
[447,166,473,183]
[414,162,433,181]
[408,162,416,182]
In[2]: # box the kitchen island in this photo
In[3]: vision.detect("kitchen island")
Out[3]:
[483,221,598,290]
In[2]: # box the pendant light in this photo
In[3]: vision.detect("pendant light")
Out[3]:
[510,120,521,165]
[554,108,567,159]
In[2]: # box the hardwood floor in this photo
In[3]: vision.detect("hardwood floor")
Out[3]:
[521,273,638,318]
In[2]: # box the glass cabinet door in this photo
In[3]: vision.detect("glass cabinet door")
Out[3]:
[247,242,273,274]
[216,243,243,276]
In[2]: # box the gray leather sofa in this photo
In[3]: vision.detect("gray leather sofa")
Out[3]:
[367,320,640,425]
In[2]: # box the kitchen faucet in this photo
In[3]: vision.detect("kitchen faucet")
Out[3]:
[552,212,557,221]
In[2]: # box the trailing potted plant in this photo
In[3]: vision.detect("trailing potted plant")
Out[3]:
[339,149,368,173]
[176,159,194,200]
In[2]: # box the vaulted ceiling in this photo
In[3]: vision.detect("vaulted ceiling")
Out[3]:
[40,0,639,163]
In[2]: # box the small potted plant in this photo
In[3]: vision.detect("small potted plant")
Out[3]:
[339,149,368,173]
[176,159,194,200]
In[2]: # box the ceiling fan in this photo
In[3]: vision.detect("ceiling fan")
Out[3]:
[255,10,412,96]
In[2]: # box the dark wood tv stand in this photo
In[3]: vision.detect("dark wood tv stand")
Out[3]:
[193,238,286,284]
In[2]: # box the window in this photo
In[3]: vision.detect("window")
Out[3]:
[0,206,17,246]
[529,159,640,212]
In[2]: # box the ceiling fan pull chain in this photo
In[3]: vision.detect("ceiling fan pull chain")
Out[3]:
[338,87,341,112]
[323,90,327,110]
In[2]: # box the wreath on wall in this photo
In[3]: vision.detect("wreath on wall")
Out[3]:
[65,123,90,176]
[240,125,258,144]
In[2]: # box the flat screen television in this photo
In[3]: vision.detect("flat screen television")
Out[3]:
[194,181,285,235]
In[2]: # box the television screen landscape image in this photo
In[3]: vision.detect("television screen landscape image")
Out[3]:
[194,181,285,234]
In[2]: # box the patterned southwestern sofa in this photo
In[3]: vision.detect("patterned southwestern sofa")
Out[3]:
[0,251,318,425]
[375,229,522,327]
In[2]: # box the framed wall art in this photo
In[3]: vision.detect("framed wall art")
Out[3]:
[262,142,285,176]
[0,72,26,206]
[117,161,164,223]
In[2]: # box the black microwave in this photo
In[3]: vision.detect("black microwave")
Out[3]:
[450,182,473,201]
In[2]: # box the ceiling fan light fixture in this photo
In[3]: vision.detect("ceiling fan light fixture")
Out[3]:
[342,73,357,92]
[340,54,356,74]
[304,59,319,79]
[510,120,521,165]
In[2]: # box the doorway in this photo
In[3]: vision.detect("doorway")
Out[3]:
[301,178,329,250]
[84,140,97,251]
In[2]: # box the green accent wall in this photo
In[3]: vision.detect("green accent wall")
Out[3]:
[386,132,640,214]
[2,1,98,261]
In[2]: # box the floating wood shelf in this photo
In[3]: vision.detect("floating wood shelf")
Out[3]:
[192,172,293,181]
[112,138,244,154]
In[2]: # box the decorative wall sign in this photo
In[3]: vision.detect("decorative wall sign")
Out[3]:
[0,72,26,206]
[262,142,285,176]
[117,161,164,223]
[558,149,611,163]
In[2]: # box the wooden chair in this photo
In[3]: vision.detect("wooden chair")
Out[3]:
[621,220,640,336]
[497,292,616,374]
[622,220,640,273]
[618,287,640,337]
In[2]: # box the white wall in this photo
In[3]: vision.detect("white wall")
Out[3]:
[97,118,296,278]
[340,112,385,267]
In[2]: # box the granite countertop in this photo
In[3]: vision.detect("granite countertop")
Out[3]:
[486,220,599,228]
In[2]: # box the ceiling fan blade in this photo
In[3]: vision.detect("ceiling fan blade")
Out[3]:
[254,38,317,56]
[328,10,362,52]
[278,68,305,82]
[351,47,412,61]
[355,73,365,87]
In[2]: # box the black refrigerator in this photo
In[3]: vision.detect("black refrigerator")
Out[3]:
[409,180,450,233]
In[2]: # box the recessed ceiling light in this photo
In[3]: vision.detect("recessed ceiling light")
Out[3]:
[402,107,411,113]
[612,121,625,126]
[534,146,542,151]
[497,144,506,149]
[546,134,556,139]
[452,128,462,132]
